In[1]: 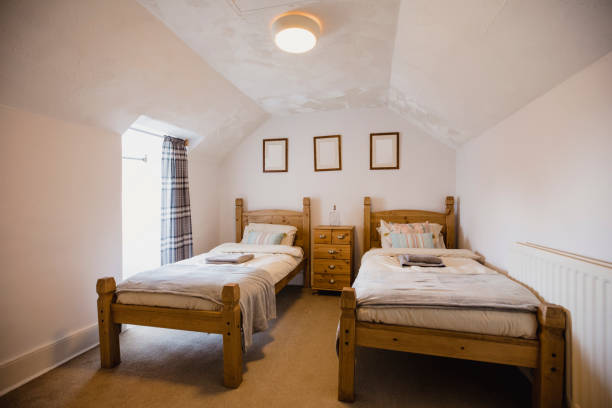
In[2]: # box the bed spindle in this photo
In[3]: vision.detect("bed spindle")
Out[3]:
[96,277,121,368]
[338,287,357,401]
[222,283,243,388]
[533,304,566,408]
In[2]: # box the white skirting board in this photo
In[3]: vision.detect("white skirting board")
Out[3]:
[0,323,99,396]
[509,242,612,408]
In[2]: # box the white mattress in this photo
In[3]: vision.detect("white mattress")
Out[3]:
[354,248,538,339]
[357,307,537,339]
[116,243,303,311]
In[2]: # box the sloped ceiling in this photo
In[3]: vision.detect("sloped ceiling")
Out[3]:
[1,0,611,155]
[139,0,612,147]
[389,0,612,146]
[0,0,266,159]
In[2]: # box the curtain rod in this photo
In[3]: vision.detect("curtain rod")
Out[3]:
[122,154,147,162]
[129,127,189,146]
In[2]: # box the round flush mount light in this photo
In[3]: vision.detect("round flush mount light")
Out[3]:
[272,12,321,54]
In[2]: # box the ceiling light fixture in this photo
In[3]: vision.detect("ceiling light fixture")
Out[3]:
[272,12,321,54]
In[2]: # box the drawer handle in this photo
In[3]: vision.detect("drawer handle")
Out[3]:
[329,278,335,284]
[328,264,336,270]
[337,234,345,239]
[328,249,336,254]
[319,234,326,239]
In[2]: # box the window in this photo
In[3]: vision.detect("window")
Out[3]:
[121,128,163,279]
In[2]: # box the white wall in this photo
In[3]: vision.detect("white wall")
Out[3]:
[219,108,456,258]
[0,105,121,389]
[189,151,221,255]
[456,52,612,267]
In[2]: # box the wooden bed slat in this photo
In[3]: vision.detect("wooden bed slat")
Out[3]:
[111,304,225,333]
[356,322,539,368]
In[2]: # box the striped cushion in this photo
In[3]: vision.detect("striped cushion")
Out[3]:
[384,220,446,249]
[244,231,285,245]
[389,232,435,248]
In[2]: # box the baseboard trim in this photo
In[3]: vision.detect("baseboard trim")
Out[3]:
[0,323,99,396]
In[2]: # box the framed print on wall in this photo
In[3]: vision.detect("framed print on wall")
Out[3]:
[370,132,399,170]
[263,138,288,172]
[314,135,342,171]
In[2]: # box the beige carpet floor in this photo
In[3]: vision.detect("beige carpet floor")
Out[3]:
[1,287,531,407]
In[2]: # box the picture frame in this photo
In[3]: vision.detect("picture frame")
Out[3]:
[314,135,342,171]
[370,132,399,170]
[263,138,288,173]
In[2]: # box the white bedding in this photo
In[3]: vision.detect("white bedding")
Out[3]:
[354,248,539,339]
[116,243,303,312]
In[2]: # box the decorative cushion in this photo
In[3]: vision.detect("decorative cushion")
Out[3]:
[389,232,435,248]
[378,220,446,248]
[244,231,285,245]
[242,223,297,246]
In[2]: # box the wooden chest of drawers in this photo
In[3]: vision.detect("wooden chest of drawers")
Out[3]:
[311,225,354,292]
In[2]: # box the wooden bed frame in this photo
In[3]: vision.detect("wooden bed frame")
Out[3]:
[338,196,565,408]
[96,197,310,388]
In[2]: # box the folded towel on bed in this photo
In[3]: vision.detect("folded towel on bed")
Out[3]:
[206,253,254,264]
[398,254,445,267]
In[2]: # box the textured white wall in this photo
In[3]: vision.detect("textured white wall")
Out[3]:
[189,152,221,256]
[0,105,122,363]
[456,52,612,267]
[218,108,456,259]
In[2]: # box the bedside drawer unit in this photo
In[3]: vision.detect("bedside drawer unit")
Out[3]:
[311,225,354,292]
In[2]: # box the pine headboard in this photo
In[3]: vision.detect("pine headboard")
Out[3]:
[363,196,456,252]
[235,197,311,258]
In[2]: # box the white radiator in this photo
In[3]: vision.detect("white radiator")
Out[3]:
[509,242,612,408]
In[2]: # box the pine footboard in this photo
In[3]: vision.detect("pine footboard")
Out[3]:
[337,287,566,407]
[96,277,243,387]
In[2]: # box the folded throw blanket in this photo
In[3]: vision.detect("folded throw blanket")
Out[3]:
[116,263,275,350]
[206,253,254,264]
[398,254,444,267]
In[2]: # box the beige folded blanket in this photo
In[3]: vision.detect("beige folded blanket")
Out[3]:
[206,253,254,264]
[116,263,275,350]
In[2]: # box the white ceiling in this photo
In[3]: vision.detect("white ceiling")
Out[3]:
[1,0,611,155]
[138,0,400,114]
[139,0,612,147]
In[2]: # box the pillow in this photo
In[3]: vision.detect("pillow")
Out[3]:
[377,220,393,248]
[242,223,297,246]
[244,231,285,245]
[389,232,435,248]
[378,220,446,248]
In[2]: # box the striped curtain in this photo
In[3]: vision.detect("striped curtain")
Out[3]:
[161,136,193,265]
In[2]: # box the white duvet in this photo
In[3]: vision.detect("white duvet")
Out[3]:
[354,248,539,338]
[116,242,303,314]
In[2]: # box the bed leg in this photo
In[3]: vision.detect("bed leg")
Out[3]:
[533,304,566,408]
[339,287,356,402]
[96,277,121,368]
[303,258,310,289]
[222,283,243,388]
